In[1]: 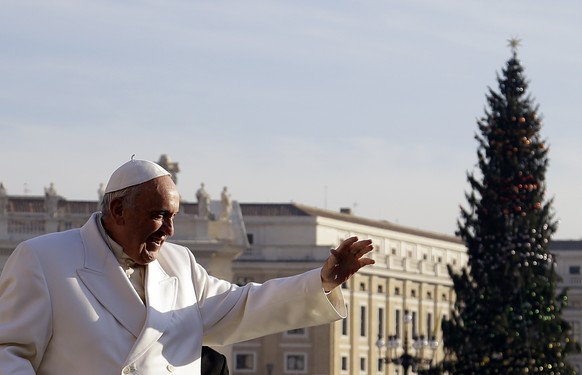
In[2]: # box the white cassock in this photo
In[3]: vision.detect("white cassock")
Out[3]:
[0,213,346,375]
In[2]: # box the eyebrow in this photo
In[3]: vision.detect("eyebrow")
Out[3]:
[151,210,177,217]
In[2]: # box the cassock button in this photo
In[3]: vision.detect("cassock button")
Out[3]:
[167,364,175,372]
[122,364,136,374]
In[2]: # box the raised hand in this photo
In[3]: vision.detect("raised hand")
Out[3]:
[321,236,375,292]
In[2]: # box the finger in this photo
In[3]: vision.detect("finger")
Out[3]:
[335,236,359,253]
[349,239,373,254]
[353,239,373,248]
[332,240,373,258]
[358,258,376,268]
[355,243,374,258]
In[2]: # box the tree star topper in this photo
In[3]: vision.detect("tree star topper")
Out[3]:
[507,37,522,53]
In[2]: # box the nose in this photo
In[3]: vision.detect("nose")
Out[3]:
[162,216,174,237]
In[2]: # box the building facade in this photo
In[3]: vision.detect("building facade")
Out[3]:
[550,240,582,373]
[231,204,467,375]
[1,179,578,374]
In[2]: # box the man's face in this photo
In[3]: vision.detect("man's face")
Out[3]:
[115,176,180,265]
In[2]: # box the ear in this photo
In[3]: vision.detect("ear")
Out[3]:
[109,197,126,225]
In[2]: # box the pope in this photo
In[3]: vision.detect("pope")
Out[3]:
[0,158,374,375]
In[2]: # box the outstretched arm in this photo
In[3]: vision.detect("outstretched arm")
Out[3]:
[321,236,375,292]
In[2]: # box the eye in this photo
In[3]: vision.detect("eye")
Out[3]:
[154,211,176,220]
[152,212,166,219]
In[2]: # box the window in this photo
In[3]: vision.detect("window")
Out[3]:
[359,282,366,291]
[360,306,367,337]
[285,353,307,373]
[285,328,307,337]
[411,289,416,298]
[391,248,397,255]
[395,309,401,338]
[378,308,384,338]
[442,293,448,301]
[570,266,581,275]
[234,352,255,371]
[341,356,348,371]
[426,291,432,300]
[246,233,254,244]
[360,357,366,371]
[395,287,400,295]
[377,285,383,293]
[412,311,418,338]
[427,313,433,338]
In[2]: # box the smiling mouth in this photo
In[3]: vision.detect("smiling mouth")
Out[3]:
[148,237,165,248]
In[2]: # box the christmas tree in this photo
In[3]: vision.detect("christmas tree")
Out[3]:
[440,39,579,374]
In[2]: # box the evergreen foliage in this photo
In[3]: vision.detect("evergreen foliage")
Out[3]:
[441,41,579,374]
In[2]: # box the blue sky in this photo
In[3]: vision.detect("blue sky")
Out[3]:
[1,0,581,239]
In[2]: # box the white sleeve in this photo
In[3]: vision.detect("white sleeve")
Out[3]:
[196,266,346,346]
[0,243,52,374]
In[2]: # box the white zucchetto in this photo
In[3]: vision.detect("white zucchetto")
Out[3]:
[104,159,171,194]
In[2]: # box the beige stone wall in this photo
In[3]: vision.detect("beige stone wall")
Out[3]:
[553,243,582,373]
[233,213,464,375]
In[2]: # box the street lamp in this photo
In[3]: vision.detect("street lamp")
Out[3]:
[376,310,439,375]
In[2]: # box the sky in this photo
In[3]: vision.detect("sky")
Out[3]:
[1,0,581,239]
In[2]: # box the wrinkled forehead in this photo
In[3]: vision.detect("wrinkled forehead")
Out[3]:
[134,177,180,208]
